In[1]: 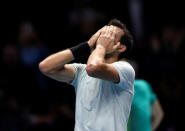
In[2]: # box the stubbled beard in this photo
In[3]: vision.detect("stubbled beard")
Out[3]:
[105,52,117,60]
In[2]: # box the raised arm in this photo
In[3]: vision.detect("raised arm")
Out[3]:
[39,28,102,83]
[39,49,75,82]
[86,26,126,82]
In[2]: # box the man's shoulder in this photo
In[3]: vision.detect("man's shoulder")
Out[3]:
[113,60,135,83]
[112,60,134,71]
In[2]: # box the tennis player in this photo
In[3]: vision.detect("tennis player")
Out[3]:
[39,19,135,131]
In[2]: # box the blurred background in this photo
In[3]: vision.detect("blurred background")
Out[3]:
[0,0,184,130]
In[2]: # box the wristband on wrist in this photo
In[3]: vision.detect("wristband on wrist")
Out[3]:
[69,42,91,59]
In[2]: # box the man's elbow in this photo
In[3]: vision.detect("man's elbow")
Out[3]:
[86,64,100,77]
[39,61,51,74]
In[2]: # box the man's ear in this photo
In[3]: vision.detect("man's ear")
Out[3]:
[117,43,126,53]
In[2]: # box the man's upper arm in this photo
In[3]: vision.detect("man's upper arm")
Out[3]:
[86,61,135,89]
[85,62,120,82]
[43,64,76,83]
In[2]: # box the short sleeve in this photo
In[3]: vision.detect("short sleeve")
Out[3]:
[111,61,135,93]
[67,63,86,90]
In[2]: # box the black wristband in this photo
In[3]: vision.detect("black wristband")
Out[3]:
[69,42,91,59]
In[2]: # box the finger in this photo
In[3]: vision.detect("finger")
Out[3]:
[93,29,101,38]
[108,26,116,42]
[111,26,117,38]
[92,26,107,40]
[107,25,114,36]
[113,42,120,50]
[105,26,110,34]
[101,26,108,35]
[96,26,106,35]
[100,26,107,31]
[104,26,111,36]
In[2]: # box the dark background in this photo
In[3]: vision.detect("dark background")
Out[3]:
[0,0,184,130]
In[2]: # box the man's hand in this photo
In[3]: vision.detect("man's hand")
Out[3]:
[96,26,119,54]
[88,26,106,51]
[86,26,123,82]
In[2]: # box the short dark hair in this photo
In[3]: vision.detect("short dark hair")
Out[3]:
[108,19,134,59]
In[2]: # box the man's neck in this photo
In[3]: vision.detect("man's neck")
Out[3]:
[105,55,118,64]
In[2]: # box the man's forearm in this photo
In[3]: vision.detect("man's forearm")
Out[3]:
[39,49,74,73]
[87,45,106,65]
[86,44,120,82]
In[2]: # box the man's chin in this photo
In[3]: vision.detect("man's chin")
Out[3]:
[105,52,115,59]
